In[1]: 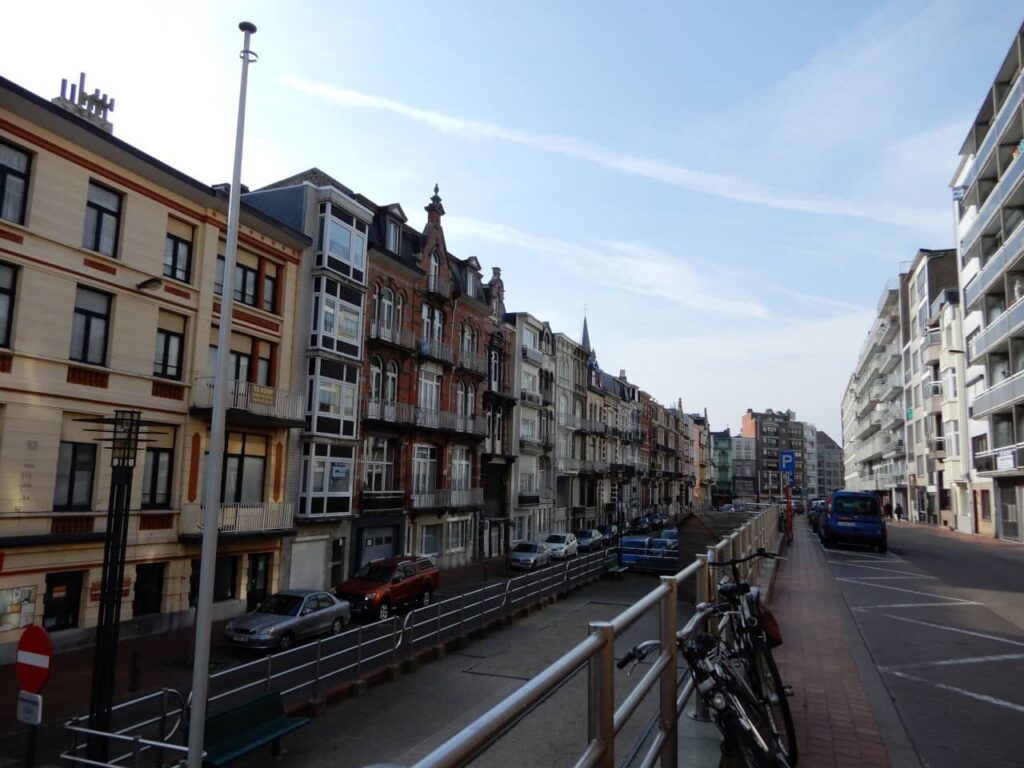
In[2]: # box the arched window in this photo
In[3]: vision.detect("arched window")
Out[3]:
[370,356,383,400]
[379,287,394,336]
[429,251,439,280]
[385,361,399,403]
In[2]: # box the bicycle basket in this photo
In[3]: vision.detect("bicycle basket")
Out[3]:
[759,609,783,648]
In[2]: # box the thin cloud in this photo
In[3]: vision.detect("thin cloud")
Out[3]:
[444,216,770,319]
[279,75,937,230]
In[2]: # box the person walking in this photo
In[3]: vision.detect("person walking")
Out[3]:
[894,503,903,522]
[884,501,893,521]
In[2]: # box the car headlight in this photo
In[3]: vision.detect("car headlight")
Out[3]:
[256,627,278,638]
[365,592,377,601]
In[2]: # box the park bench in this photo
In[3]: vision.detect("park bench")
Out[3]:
[198,692,310,766]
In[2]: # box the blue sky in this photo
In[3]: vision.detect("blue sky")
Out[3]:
[4,0,1021,438]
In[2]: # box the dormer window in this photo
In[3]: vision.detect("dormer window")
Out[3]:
[386,221,400,253]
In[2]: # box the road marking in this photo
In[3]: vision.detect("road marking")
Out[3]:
[878,614,1024,647]
[886,670,1024,714]
[880,652,1024,672]
[826,561,926,576]
[835,579,976,603]
[839,575,937,581]
[830,551,906,562]
[853,601,985,610]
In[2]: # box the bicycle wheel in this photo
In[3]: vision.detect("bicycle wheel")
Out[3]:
[721,703,785,768]
[750,639,798,766]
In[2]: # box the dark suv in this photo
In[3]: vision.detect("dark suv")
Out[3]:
[820,491,887,552]
[335,556,439,621]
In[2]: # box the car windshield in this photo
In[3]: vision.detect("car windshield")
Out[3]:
[353,562,395,582]
[546,534,567,543]
[574,530,591,538]
[833,497,881,516]
[514,543,539,553]
[255,593,303,616]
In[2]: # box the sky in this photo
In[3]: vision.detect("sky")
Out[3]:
[3,0,1021,439]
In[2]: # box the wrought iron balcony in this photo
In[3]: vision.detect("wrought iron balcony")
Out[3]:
[456,349,487,376]
[362,399,416,425]
[418,337,455,364]
[180,502,294,536]
[191,378,304,427]
[360,488,405,513]
[520,389,543,407]
[410,488,483,509]
[368,319,416,350]
[521,345,545,364]
[421,273,452,298]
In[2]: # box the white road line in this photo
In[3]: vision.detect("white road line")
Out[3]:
[830,551,906,562]
[826,561,926,576]
[880,652,1024,672]
[835,579,977,603]
[840,575,937,581]
[886,670,1024,714]
[852,601,985,610]
[878,614,1024,647]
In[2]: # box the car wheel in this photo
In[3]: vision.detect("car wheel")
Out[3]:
[331,617,344,635]
[278,632,295,652]
[420,588,433,607]
[878,541,887,554]
[378,601,391,621]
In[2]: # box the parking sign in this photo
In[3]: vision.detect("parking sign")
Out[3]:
[779,451,796,483]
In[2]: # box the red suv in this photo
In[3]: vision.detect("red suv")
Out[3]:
[334,556,439,621]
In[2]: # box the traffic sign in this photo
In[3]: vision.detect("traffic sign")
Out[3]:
[779,451,796,479]
[15,626,52,693]
[16,691,41,725]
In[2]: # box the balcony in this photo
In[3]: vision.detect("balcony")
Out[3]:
[191,378,304,428]
[410,488,483,510]
[362,399,415,425]
[360,488,405,513]
[415,408,486,436]
[421,273,452,299]
[456,349,487,376]
[922,330,942,365]
[969,292,1024,361]
[961,71,1024,195]
[555,457,582,472]
[418,337,455,364]
[974,443,1024,474]
[969,370,1024,418]
[521,345,545,364]
[964,218,1024,311]
[520,389,543,407]
[368,319,416,350]
[557,413,582,430]
[928,437,946,460]
[180,502,294,537]
[960,133,1024,260]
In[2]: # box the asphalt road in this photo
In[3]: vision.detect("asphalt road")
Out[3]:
[820,523,1024,768]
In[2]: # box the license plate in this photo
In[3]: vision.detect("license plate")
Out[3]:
[835,521,856,527]
[234,635,250,642]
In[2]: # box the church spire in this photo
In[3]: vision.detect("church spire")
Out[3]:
[581,314,591,353]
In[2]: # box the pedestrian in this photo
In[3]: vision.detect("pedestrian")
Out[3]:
[884,501,893,521]
[894,503,903,522]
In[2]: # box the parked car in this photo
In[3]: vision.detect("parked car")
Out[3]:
[335,556,439,621]
[808,500,826,532]
[597,523,619,543]
[792,499,806,514]
[629,516,651,534]
[575,529,604,552]
[659,528,679,542]
[224,590,350,651]
[509,541,552,570]
[820,491,887,552]
[619,536,678,570]
[544,532,578,559]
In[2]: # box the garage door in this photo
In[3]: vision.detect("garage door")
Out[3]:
[360,527,396,566]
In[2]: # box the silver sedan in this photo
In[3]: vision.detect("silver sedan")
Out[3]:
[224,590,351,651]
[509,541,552,570]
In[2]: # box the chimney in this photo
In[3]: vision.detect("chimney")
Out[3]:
[52,73,115,133]
[619,369,626,379]
[491,267,501,281]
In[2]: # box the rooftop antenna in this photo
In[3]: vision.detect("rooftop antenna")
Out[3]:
[53,72,115,133]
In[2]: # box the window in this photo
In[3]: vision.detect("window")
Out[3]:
[0,140,30,225]
[420,524,443,557]
[942,366,958,399]
[263,274,277,313]
[520,472,535,492]
[70,286,110,365]
[523,371,538,394]
[325,211,367,270]
[316,376,356,421]
[421,304,443,342]
[944,420,960,457]
[301,442,354,516]
[460,324,475,355]
[54,442,96,510]
[456,381,475,417]
[489,350,501,389]
[522,417,537,439]
[154,328,183,380]
[221,433,266,503]
[0,261,14,347]
[164,219,193,282]
[307,455,352,503]
[141,448,173,508]
[452,447,470,490]
[82,182,121,257]
[524,327,538,350]
[364,437,397,492]
[386,221,400,253]
[980,490,991,521]
[412,444,437,492]
[418,368,441,411]
[447,519,470,552]
[215,257,258,307]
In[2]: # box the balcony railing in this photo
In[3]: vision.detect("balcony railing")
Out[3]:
[520,389,543,406]
[191,378,304,425]
[456,349,487,375]
[521,345,545,364]
[964,217,1024,311]
[360,488,405,512]
[969,292,1024,361]
[423,273,452,298]
[555,457,582,472]
[969,370,1024,418]
[410,488,483,509]
[418,337,455,364]
[180,502,294,535]
[960,136,1024,258]
[557,413,582,430]
[961,71,1024,195]
[368,319,416,349]
[362,399,415,424]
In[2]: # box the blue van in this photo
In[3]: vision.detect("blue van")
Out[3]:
[820,491,887,553]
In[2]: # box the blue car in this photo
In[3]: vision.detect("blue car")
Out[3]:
[820,491,887,553]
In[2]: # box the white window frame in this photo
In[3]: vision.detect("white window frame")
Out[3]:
[420,523,443,557]
[446,516,471,553]
[303,455,353,513]
[452,447,470,491]
[326,211,367,270]
[412,444,437,493]
[386,221,400,253]
[418,367,441,411]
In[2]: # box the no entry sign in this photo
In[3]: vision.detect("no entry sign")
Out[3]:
[15,625,52,693]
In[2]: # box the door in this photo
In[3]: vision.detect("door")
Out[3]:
[43,571,83,631]
[359,527,396,566]
[132,563,165,616]
[246,553,270,611]
[393,562,417,606]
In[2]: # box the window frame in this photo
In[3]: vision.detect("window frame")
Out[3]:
[141,447,174,509]
[70,286,111,366]
[82,181,122,258]
[386,220,400,253]
[154,328,184,380]
[412,444,437,493]
[163,233,193,283]
[0,260,15,348]
[53,441,96,511]
[215,257,259,308]
[0,139,30,226]
[420,523,443,557]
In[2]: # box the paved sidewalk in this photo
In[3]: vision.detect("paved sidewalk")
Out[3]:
[770,520,891,768]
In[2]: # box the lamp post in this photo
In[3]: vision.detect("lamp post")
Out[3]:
[78,410,162,760]
[949,348,974,533]
[187,22,257,768]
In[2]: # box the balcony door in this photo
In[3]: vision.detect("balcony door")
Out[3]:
[246,553,270,610]
[413,445,437,494]
[221,433,267,504]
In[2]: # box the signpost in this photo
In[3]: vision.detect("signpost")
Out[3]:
[16,625,51,767]
[779,452,796,544]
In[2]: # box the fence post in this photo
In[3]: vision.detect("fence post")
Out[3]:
[156,688,169,767]
[459,592,466,637]
[659,576,679,768]
[436,599,442,642]
[312,639,323,701]
[693,552,712,723]
[355,625,363,679]
[132,734,142,768]
[264,654,273,693]
[587,621,616,768]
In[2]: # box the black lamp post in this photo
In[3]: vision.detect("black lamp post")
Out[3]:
[78,410,162,760]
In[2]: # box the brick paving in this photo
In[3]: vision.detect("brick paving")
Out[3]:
[770,520,890,768]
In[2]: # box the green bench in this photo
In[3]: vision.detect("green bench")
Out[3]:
[200,692,310,766]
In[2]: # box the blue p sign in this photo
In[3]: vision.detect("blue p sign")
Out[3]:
[779,451,796,479]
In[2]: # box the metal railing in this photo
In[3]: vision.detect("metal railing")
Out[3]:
[179,502,294,535]
[405,506,777,768]
[191,377,304,423]
[418,337,455,364]
[409,488,485,509]
[368,319,416,349]
[63,550,618,767]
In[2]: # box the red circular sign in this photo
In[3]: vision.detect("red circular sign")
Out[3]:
[15,625,52,693]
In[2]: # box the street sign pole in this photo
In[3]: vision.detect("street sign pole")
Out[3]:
[16,626,51,768]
